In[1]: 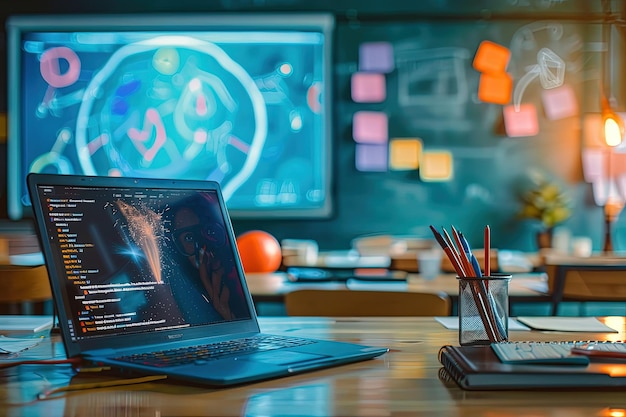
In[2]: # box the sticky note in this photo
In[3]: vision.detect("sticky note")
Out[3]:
[591,178,608,206]
[503,104,539,137]
[581,148,605,183]
[359,42,394,73]
[477,72,512,105]
[353,111,388,144]
[617,173,626,200]
[389,138,422,170]
[583,113,603,147]
[355,144,388,172]
[612,152,626,176]
[351,72,386,103]
[542,84,578,120]
[420,151,453,181]
[473,40,511,74]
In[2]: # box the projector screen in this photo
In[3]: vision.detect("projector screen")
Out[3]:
[7,13,334,219]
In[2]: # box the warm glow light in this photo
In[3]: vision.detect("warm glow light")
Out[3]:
[604,115,623,147]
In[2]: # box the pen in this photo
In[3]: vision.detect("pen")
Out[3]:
[450,226,474,277]
[429,225,498,342]
[429,225,465,277]
[442,226,471,277]
[460,229,506,340]
[458,231,482,277]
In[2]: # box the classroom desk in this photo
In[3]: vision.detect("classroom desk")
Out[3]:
[2,316,626,416]
[244,272,550,304]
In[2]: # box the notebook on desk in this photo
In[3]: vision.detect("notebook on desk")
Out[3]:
[439,344,626,390]
[27,173,388,386]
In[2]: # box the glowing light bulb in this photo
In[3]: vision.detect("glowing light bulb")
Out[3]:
[604,115,623,147]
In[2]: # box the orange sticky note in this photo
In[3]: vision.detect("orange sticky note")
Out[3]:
[420,151,453,182]
[477,72,512,105]
[503,104,539,137]
[473,40,511,74]
[389,138,422,170]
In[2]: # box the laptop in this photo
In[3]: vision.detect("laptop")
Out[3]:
[27,173,388,386]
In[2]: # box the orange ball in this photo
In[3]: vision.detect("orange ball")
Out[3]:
[236,230,282,273]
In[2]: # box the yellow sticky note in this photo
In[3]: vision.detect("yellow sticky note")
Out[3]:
[389,138,422,170]
[420,151,453,182]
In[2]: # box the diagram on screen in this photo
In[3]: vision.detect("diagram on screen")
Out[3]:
[23,32,327,211]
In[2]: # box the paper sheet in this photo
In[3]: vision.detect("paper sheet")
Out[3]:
[516,316,619,333]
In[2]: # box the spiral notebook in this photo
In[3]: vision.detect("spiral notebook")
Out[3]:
[438,344,626,390]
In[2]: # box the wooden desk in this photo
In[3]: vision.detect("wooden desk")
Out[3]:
[3,316,626,416]
[245,272,550,304]
[543,254,626,315]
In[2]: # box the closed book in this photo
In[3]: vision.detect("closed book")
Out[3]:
[438,344,626,390]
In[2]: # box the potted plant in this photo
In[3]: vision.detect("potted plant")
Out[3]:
[517,172,571,249]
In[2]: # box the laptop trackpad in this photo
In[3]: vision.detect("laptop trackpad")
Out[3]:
[244,351,328,365]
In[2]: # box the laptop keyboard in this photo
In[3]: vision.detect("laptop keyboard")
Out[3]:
[115,335,317,368]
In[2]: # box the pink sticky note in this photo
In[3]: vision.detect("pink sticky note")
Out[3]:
[581,148,606,182]
[353,111,388,144]
[359,42,394,73]
[503,104,539,137]
[591,178,608,206]
[355,144,388,172]
[542,84,578,120]
[351,72,386,103]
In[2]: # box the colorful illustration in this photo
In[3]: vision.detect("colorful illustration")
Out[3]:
[20,30,328,214]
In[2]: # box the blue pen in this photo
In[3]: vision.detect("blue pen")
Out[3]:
[470,254,483,277]
[459,232,482,277]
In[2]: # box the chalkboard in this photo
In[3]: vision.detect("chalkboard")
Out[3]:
[0,0,623,253]
[238,12,619,253]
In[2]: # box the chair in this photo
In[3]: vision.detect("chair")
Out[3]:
[283,289,451,317]
[0,265,52,314]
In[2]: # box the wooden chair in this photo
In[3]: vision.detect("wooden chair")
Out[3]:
[0,265,52,314]
[284,289,451,317]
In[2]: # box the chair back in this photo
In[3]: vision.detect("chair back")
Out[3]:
[284,289,451,317]
[0,265,52,314]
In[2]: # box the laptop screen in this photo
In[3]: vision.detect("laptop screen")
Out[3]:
[32,180,253,343]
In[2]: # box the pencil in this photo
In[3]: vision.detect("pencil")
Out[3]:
[484,225,491,277]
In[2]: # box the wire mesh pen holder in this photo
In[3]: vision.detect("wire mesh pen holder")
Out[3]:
[457,274,511,346]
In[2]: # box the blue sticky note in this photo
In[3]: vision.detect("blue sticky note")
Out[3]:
[359,42,394,73]
[355,144,388,172]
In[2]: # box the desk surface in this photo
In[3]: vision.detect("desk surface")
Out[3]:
[4,316,625,416]
[245,272,548,301]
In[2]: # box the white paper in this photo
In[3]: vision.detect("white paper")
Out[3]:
[0,315,53,335]
[516,316,619,333]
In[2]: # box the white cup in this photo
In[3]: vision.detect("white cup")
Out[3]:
[572,236,592,257]
[417,249,443,280]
